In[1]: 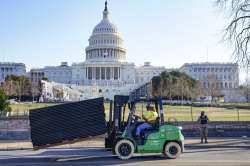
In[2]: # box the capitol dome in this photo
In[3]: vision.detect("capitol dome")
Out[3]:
[85,1,126,62]
[92,18,118,34]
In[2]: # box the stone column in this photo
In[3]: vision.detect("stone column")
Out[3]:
[90,67,93,80]
[108,49,110,58]
[93,66,96,80]
[104,67,106,80]
[111,67,114,80]
[118,67,120,79]
[86,67,88,79]
[92,66,95,80]
[90,67,92,82]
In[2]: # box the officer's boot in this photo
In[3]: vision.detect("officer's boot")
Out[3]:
[205,136,208,143]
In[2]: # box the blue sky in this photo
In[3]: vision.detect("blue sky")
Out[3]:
[0,0,245,81]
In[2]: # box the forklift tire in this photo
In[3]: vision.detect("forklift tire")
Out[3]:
[115,139,134,160]
[163,142,181,159]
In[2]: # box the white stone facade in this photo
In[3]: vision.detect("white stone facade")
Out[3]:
[0,62,26,83]
[43,62,72,84]
[71,62,85,85]
[180,62,242,102]
[136,62,165,83]
[32,2,166,100]
[30,68,45,84]
[180,62,239,89]
[30,62,72,85]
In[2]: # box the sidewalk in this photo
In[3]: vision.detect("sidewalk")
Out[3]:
[184,137,250,149]
[0,137,249,151]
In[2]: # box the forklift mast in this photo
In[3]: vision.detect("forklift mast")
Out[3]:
[105,95,129,149]
[113,95,129,130]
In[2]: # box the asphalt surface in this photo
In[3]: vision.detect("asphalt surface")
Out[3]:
[0,138,250,166]
[0,147,250,166]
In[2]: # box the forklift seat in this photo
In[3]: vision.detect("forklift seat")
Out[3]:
[140,117,160,138]
[131,117,160,140]
[152,117,160,129]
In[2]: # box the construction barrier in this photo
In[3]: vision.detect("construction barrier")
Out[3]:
[29,97,106,149]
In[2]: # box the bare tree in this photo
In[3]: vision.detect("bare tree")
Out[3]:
[2,80,15,97]
[2,75,31,101]
[31,82,41,102]
[190,81,205,100]
[16,76,31,101]
[205,74,222,102]
[241,85,250,101]
[240,76,250,101]
[217,0,250,67]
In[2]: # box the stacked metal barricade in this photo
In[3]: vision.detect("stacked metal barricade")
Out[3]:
[29,97,106,149]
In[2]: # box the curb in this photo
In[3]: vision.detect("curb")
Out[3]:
[0,148,32,151]
[185,145,250,149]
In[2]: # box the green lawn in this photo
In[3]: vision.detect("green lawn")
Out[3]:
[219,102,250,107]
[162,105,250,121]
[9,102,250,121]
[104,103,250,122]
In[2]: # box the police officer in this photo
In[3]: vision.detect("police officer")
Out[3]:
[197,111,209,143]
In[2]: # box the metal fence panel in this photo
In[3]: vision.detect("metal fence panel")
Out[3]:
[29,97,106,149]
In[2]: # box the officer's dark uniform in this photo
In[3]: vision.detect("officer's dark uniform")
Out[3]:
[198,112,209,143]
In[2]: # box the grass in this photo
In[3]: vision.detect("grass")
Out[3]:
[8,102,250,121]
[9,103,55,116]
[163,105,250,121]
[219,102,250,107]
[104,103,250,122]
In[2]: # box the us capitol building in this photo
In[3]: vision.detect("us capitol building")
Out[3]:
[1,2,242,102]
[30,2,165,100]
[71,2,165,86]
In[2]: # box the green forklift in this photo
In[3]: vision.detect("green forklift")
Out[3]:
[105,95,184,160]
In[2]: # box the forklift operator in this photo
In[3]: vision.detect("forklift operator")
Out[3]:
[136,106,158,138]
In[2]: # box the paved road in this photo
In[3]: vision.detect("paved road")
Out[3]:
[0,146,250,166]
